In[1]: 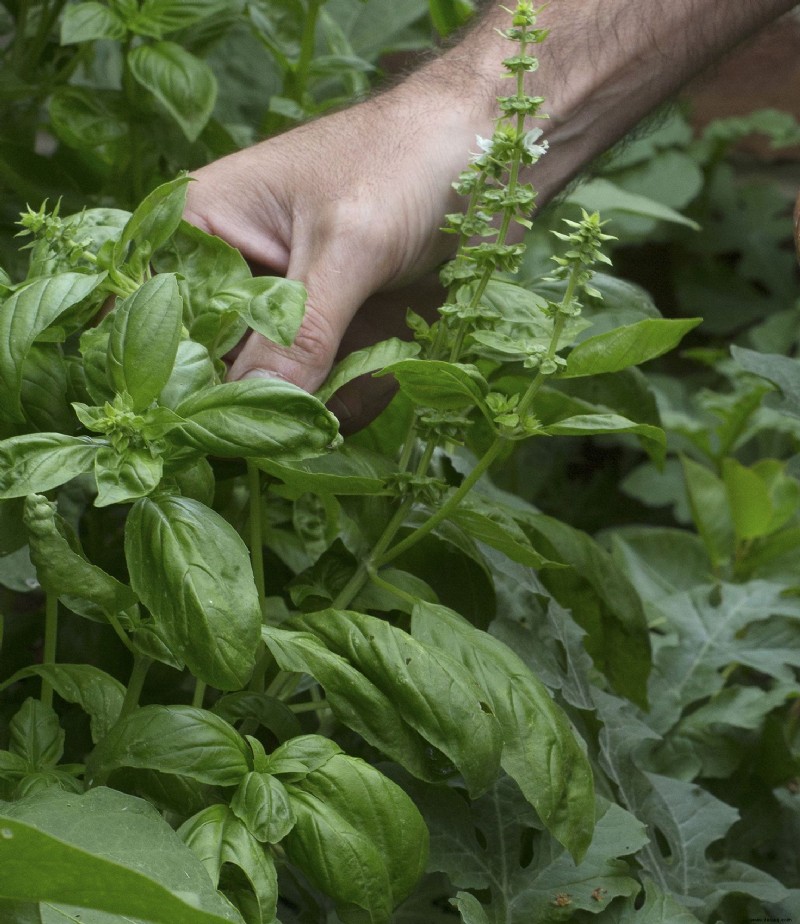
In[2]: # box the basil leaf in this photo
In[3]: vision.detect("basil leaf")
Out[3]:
[412,601,595,861]
[218,276,306,348]
[127,42,217,142]
[179,804,278,924]
[378,359,489,410]
[283,610,504,796]
[173,379,340,461]
[124,0,240,38]
[125,494,261,689]
[88,705,250,787]
[263,734,342,781]
[94,446,164,507]
[60,2,127,43]
[257,443,394,496]
[158,340,216,409]
[0,272,105,422]
[23,493,138,621]
[0,434,99,499]
[315,338,420,404]
[20,344,74,434]
[0,665,124,743]
[230,772,296,844]
[9,699,64,771]
[114,175,191,271]
[541,413,666,466]
[283,753,428,921]
[0,787,244,924]
[107,274,183,409]
[562,318,702,378]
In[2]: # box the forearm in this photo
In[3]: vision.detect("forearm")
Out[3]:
[407,0,799,203]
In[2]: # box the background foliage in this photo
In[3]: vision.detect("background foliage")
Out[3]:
[1,2,799,923]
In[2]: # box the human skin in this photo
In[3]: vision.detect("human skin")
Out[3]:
[184,0,797,428]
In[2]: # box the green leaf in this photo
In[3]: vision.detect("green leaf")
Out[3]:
[566,177,701,229]
[0,787,243,923]
[680,455,735,567]
[722,457,800,541]
[731,345,800,418]
[114,175,191,271]
[262,624,498,791]
[563,318,702,379]
[217,276,306,348]
[428,0,474,36]
[257,443,394,496]
[0,434,98,499]
[179,804,278,924]
[283,753,429,922]
[378,359,488,410]
[1,665,124,744]
[60,2,127,43]
[107,274,183,409]
[451,891,490,924]
[517,511,651,707]
[23,493,138,622]
[94,446,164,506]
[290,610,504,796]
[315,338,420,404]
[541,413,666,465]
[87,705,250,787]
[125,494,261,689]
[230,772,296,844]
[125,0,241,38]
[128,42,217,142]
[173,379,340,461]
[9,699,63,771]
[411,601,595,861]
[158,340,216,409]
[0,273,106,422]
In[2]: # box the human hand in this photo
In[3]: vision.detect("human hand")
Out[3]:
[183,86,478,428]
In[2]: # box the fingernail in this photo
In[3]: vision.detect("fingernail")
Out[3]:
[240,368,290,383]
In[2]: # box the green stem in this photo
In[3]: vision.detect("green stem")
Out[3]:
[289,698,331,714]
[248,462,267,620]
[192,679,207,709]
[119,655,152,718]
[40,593,58,709]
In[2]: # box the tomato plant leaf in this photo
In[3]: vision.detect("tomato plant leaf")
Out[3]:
[125,495,261,689]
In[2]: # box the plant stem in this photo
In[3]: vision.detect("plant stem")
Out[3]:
[248,462,267,621]
[119,655,152,718]
[40,593,58,708]
[192,679,207,709]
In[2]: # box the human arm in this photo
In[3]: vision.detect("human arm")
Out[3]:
[184,0,797,423]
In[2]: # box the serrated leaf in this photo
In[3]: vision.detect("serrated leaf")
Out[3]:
[125,495,260,688]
